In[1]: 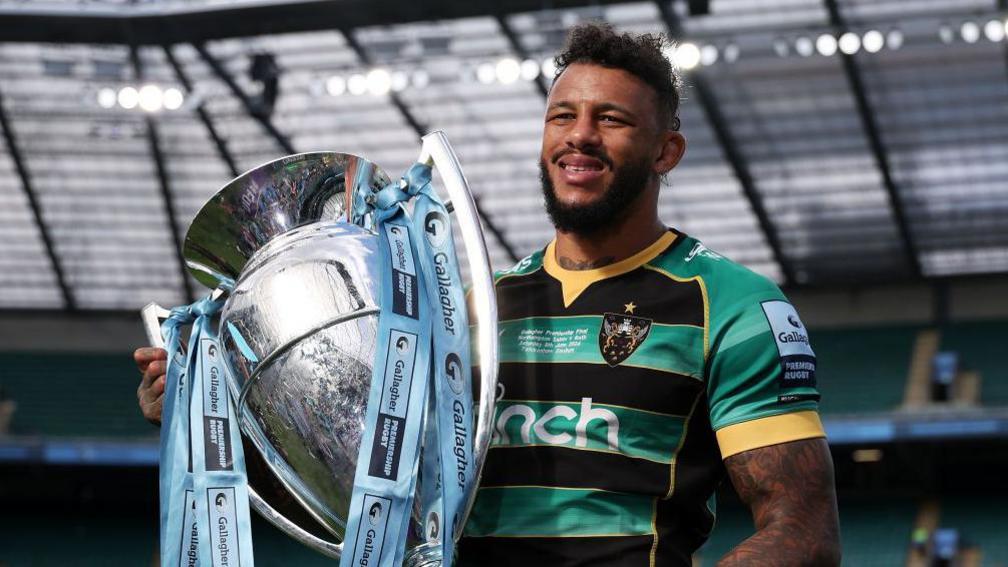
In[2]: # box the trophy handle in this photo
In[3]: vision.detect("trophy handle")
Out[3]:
[141,302,345,559]
[418,131,500,539]
[141,302,172,347]
[247,491,343,558]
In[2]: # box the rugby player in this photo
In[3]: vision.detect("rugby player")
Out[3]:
[135,22,841,566]
[454,23,840,566]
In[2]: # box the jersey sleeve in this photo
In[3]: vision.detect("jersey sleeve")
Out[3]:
[706,285,825,459]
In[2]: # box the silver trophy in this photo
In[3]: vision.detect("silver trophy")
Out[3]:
[143,132,499,565]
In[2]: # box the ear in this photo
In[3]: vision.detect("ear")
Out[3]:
[653,131,686,175]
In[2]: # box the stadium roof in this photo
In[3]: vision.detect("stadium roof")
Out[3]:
[1,0,1007,310]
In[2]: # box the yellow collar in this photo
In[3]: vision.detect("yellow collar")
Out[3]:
[543,231,678,307]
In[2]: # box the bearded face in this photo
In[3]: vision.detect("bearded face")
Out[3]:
[540,151,654,235]
[538,63,679,236]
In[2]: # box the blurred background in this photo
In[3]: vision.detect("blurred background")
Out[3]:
[0,0,1006,565]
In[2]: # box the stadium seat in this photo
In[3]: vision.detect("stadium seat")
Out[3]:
[939,321,1007,406]
[810,325,921,415]
[0,352,152,438]
[938,495,1008,565]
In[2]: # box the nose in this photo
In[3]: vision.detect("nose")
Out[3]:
[565,114,602,150]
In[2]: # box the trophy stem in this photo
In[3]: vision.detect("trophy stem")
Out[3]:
[403,542,443,567]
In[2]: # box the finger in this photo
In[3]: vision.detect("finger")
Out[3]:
[152,375,165,396]
[141,393,164,426]
[134,347,167,372]
[141,359,168,388]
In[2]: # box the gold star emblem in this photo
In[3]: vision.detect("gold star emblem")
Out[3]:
[624,302,637,314]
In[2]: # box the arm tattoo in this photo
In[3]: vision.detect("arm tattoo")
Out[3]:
[718,438,841,566]
[556,255,616,270]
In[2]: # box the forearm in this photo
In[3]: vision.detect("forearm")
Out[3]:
[717,519,839,566]
[719,438,841,566]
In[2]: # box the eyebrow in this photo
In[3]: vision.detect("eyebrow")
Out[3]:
[547,100,637,117]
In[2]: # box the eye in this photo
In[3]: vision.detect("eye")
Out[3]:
[599,115,625,124]
[548,112,575,122]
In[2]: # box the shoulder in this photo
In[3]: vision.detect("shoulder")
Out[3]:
[494,248,546,284]
[649,235,789,339]
[651,235,784,305]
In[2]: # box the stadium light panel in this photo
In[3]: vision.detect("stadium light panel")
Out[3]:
[772,38,789,57]
[673,43,701,70]
[117,86,138,109]
[984,19,1005,42]
[365,68,392,96]
[722,43,739,63]
[138,84,163,113]
[163,88,184,110]
[325,75,346,96]
[541,57,557,78]
[97,87,117,109]
[520,59,540,81]
[816,34,838,57]
[862,30,884,53]
[390,71,409,92]
[887,29,904,49]
[961,21,980,44]
[839,32,860,55]
[411,69,430,88]
[700,44,719,66]
[938,24,954,44]
[795,36,814,57]
[476,63,496,84]
[347,74,368,95]
[495,58,521,84]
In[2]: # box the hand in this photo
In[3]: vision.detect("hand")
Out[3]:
[134,347,167,426]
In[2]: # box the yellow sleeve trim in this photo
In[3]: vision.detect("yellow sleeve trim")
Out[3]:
[715,411,825,460]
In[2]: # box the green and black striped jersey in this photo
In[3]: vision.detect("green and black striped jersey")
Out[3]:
[458,230,825,566]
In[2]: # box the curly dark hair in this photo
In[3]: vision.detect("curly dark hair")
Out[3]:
[553,22,681,131]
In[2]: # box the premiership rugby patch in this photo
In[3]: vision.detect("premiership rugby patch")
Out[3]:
[760,300,816,389]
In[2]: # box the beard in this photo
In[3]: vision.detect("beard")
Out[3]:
[539,153,654,236]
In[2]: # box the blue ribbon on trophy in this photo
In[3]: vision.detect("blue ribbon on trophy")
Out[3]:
[157,295,255,566]
[340,163,475,567]
[143,131,498,566]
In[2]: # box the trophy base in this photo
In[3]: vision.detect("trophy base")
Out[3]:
[403,542,443,567]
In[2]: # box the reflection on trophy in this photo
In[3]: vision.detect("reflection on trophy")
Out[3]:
[144,132,499,565]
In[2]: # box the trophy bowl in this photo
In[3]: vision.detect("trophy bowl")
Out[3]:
[163,136,499,565]
[220,221,382,541]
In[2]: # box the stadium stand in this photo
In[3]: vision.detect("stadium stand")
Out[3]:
[838,497,919,567]
[810,324,921,414]
[0,352,152,438]
[938,495,1008,566]
[693,501,751,566]
[1,321,1004,565]
[939,321,1008,407]
[1,320,1003,440]
[0,511,337,565]
[695,497,918,566]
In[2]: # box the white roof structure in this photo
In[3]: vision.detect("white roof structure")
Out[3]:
[1,0,1007,310]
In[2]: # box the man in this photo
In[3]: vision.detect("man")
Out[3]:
[136,23,840,566]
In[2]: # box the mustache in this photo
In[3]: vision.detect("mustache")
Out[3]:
[550,148,613,169]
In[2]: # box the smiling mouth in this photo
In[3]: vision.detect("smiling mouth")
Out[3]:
[557,153,608,173]
[559,163,604,173]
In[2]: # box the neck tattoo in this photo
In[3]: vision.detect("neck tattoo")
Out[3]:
[557,255,616,270]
